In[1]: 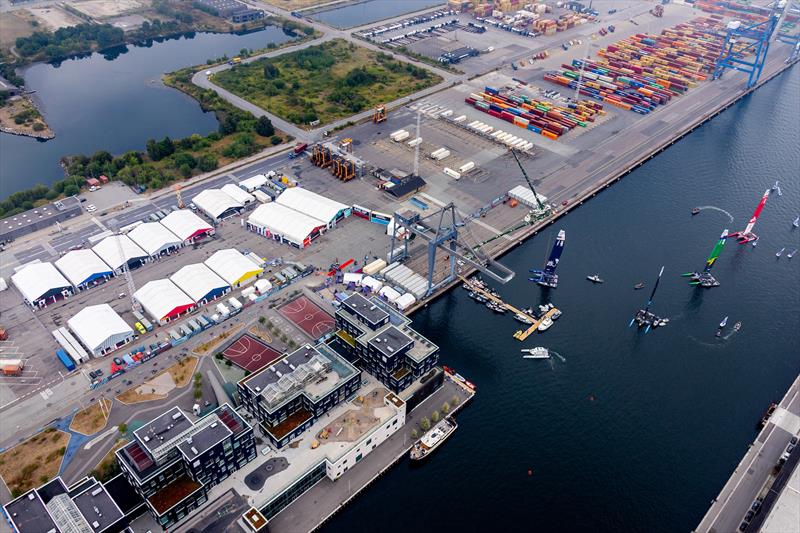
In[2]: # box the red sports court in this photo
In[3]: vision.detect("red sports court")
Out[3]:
[222,334,282,372]
[279,295,335,340]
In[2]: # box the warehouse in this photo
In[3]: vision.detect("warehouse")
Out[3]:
[127,222,183,257]
[11,262,73,308]
[275,187,350,228]
[68,304,134,356]
[55,249,113,290]
[247,203,326,248]
[170,263,230,305]
[134,279,195,324]
[193,189,243,221]
[160,210,214,244]
[92,235,148,272]
[205,249,264,287]
[221,183,255,205]
[238,174,269,192]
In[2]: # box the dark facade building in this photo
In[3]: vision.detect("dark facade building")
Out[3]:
[237,343,361,448]
[232,8,265,23]
[335,293,440,393]
[115,404,255,530]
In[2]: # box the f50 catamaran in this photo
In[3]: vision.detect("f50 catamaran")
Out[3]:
[729,189,769,244]
[529,229,565,288]
[684,229,728,287]
[630,266,668,333]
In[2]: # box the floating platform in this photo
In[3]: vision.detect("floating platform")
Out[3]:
[513,307,560,341]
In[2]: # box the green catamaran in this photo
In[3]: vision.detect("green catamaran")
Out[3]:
[684,229,728,287]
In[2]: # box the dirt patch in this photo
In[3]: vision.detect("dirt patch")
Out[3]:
[0,10,40,48]
[70,398,113,435]
[0,429,69,497]
[193,324,243,355]
[116,356,198,404]
[28,6,84,30]
[91,438,128,482]
[262,0,341,10]
[65,0,144,20]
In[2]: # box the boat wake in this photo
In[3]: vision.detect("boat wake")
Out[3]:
[723,328,740,340]
[550,350,566,363]
[695,206,734,223]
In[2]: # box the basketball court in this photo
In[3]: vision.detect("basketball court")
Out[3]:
[278,296,336,340]
[222,334,282,372]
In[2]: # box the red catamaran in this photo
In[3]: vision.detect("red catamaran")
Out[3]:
[728,189,769,244]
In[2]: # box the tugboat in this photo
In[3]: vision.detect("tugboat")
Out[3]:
[691,207,701,215]
[410,418,457,461]
[521,347,550,359]
[586,274,604,283]
[537,316,554,332]
[634,282,645,290]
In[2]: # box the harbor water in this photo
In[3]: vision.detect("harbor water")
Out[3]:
[310,0,444,29]
[321,68,800,531]
[0,28,295,198]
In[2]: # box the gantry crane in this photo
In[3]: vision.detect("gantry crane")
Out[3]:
[510,149,551,222]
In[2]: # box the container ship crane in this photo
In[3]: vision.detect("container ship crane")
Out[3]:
[684,229,728,287]
[529,229,565,288]
[630,266,668,333]
[728,188,769,243]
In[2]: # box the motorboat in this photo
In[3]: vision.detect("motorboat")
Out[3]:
[550,308,562,320]
[634,282,645,290]
[772,180,780,191]
[752,238,758,247]
[521,347,550,359]
[538,303,553,314]
[537,317,554,332]
[410,418,457,460]
[719,316,728,328]
[691,207,701,215]
[586,274,604,283]
[788,249,797,259]
[793,216,799,228]
[733,321,742,332]
[776,247,785,258]
[514,313,533,325]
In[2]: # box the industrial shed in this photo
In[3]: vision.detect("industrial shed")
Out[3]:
[205,249,263,287]
[238,174,268,192]
[68,304,134,356]
[193,189,243,221]
[55,249,113,289]
[134,279,195,324]
[92,235,148,272]
[160,210,214,243]
[11,262,73,307]
[170,263,230,305]
[275,187,350,228]
[127,222,182,257]
[221,183,255,205]
[247,203,326,248]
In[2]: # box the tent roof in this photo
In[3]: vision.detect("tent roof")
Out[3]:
[193,189,242,219]
[275,187,348,225]
[127,223,182,256]
[11,262,71,302]
[221,184,255,204]
[160,210,213,241]
[134,279,194,321]
[68,304,133,352]
[248,203,324,245]
[204,249,263,285]
[170,263,230,302]
[238,174,268,191]
[92,235,147,270]
[55,249,112,287]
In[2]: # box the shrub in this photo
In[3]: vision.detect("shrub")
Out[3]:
[420,417,430,431]
[431,410,440,423]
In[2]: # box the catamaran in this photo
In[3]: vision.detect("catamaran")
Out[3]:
[729,189,769,244]
[529,229,565,288]
[684,229,728,287]
[630,266,668,333]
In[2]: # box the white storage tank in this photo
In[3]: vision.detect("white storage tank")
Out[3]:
[443,167,461,180]
[458,162,476,173]
[407,137,423,147]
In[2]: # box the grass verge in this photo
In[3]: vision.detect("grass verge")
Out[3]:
[116,356,198,404]
[69,398,113,436]
[0,429,69,497]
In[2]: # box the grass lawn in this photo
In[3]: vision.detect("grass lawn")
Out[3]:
[0,429,69,497]
[212,38,442,127]
[70,398,113,435]
[91,438,128,482]
[116,356,198,404]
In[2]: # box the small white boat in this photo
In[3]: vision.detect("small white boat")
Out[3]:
[521,347,551,359]
[514,313,533,325]
[538,303,553,314]
[776,247,785,258]
[538,317,554,332]
[586,274,604,283]
[772,180,780,191]
[788,249,797,258]
[793,216,799,228]
[719,316,728,328]
[752,238,758,247]
[550,308,562,320]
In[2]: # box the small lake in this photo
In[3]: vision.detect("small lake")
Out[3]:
[311,0,445,30]
[0,27,296,198]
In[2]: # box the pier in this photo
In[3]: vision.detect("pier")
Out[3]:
[512,307,560,341]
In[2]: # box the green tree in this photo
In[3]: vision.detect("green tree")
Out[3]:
[420,417,431,431]
[411,429,418,439]
[197,154,218,172]
[263,62,280,79]
[442,401,450,414]
[118,423,127,434]
[255,116,275,137]
[431,410,440,423]
[452,395,460,406]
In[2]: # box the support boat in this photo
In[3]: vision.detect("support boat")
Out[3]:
[410,418,457,461]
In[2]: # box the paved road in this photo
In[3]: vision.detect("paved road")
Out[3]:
[696,374,800,533]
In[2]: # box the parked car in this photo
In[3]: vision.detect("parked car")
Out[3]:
[189,203,197,211]
[88,185,100,192]
[86,204,97,212]
[135,322,147,335]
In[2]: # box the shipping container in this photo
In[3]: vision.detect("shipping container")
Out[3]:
[443,167,461,180]
[458,162,476,173]
[0,358,23,376]
[56,349,75,371]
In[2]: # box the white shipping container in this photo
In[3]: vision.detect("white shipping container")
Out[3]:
[492,130,504,138]
[454,115,467,123]
[252,190,271,203]
[458,162,476,173]
[432,149,451,161]
[468,120,480,128]
[440,109,453,117]
[443,167,461,180]
[430,147,446,158]
[407,137,423,147]
[391,131,410,142]
[390,129,407,138]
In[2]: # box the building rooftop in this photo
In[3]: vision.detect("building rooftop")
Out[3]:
[341,293,389,327]
[72,482,124,532]
[4,490,58,533]
[103,474,145,515]
[368,325,413,358]
[133,406,193,457]
[147,475,202,516]
[36,477,67,504]
[177,415,232,459]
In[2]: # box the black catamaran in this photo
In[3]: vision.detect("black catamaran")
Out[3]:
[630,266,668,333]
[529,229,565,288]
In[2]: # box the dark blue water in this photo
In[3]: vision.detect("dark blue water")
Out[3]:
[322,67,800,532]
[0,28,294,198]
[311,0,444,29]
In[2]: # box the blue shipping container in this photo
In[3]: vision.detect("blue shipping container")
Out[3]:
[56,349,76,371]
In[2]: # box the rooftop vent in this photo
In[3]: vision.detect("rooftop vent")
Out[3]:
[92,521,100,529]
[27,493,34,500]
[91,487,103,497]
[172,412,182,420]
[210,422,218,428]
[191,446,199,455]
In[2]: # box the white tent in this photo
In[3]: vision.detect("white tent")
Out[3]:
[134,279,195,323]
[247,203,325,248]
[361,276,383,293]
[395,292,416,311]
[11,262,72,306]
[343,273,364,285]
[68,304,134,356]
[204,249,263,286]
[55,249,113,289]
[238,174,269,192]
[92,235,148,271]
[193,189,243,220]
[221,183,255,205]
[160,210,213,243]
[379,286,401,303]
[127,222,183,257]
[170,263,230,304]
[275,187,349,227]
[254,279,272,295]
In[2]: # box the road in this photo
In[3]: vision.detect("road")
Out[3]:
[695,374,800,533]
